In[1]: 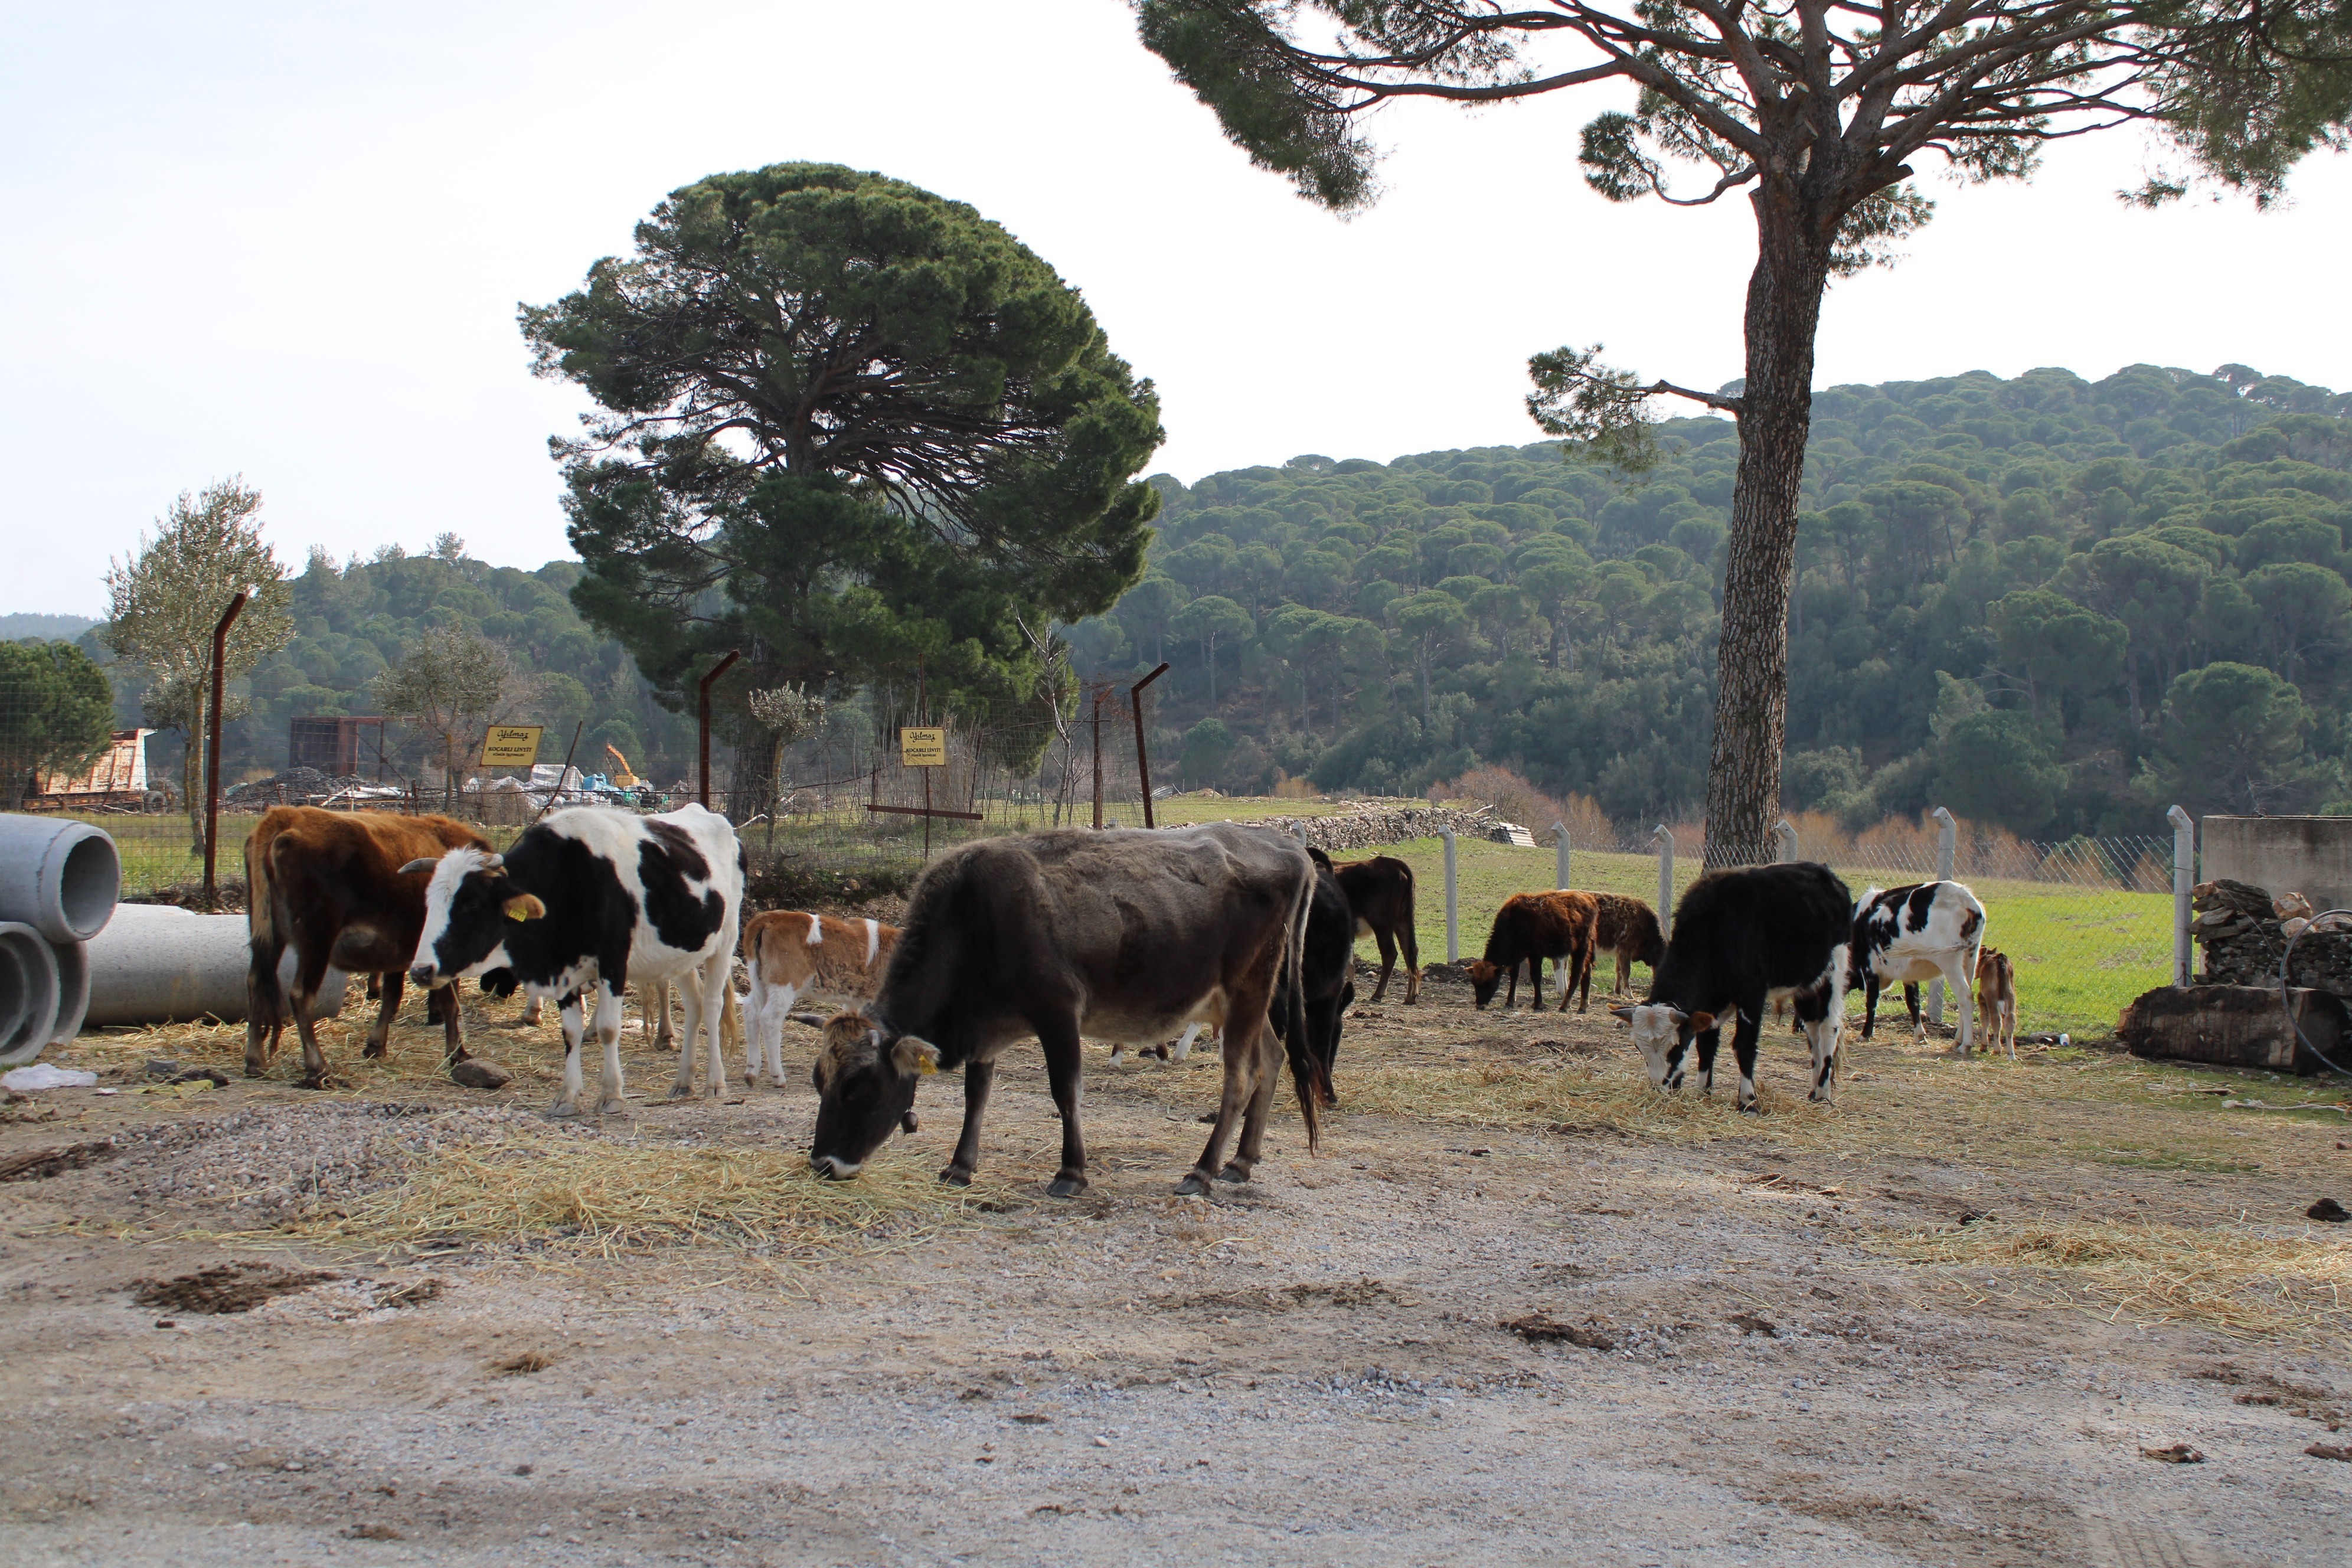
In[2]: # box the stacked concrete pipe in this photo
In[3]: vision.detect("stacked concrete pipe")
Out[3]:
[0,816,119,1064]
[0,817,342,1064]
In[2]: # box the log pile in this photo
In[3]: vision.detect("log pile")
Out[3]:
[2191,877,2352,992]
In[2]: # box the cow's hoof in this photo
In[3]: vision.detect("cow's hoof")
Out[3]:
[667,1083,695,1101]
[596,1096,629,1116]
[362,1042,388,1060]
[939,1165,972,1187]
[546,1101,582,1120]
[1317,1091,1338,1109]
[1046,1175,1089,1199]
[900,1110,920,1134]
[1173,1171,1212,1197]
[1737,1102,1760,1116]
[449,1059,512,1090]
[242,1062,268,1081]
[297,1074,337,1092]
[1216,1161,1253,1185]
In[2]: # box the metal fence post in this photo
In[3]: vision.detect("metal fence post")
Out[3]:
[200,587,251,910]
[1442,828,1459,963]
[2168,804,2196,986]
[1928,806,1956,1024]
[1554,822,1570,890]
[1774,819,1798,863]
[1652,824,1673,939]
[698,649,741,812]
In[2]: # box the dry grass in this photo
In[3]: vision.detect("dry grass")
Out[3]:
[297,1131,1001,1265]
[1870,1220,2352,1339]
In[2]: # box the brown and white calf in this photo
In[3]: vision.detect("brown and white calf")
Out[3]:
[1469,891,1597,1012]
[741,911,899,1086]
[1586,893,1666,1002]
[1848,880,1988,1056]
[1974,948,2017,1060]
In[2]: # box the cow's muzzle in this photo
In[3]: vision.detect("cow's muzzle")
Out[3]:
[408,965,440,989]
[809,1153,863,1181]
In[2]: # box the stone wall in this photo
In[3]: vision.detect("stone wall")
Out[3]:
[2191,877,2352,993]
[1210,804,1501,855]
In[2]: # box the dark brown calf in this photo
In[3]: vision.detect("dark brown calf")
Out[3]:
[1469,890,1597,1012]
[1329,854,1420,1004]
[245,807,491,1088]
[1585,892,1666,1008]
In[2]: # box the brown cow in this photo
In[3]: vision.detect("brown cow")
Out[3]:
[741,911,899,1086]
[1328,854,1420,1004]
[1468,891,1598,1012]
[1974,947,2017,1060]
[245,808,491,1088]
[1585,893,1667,1006]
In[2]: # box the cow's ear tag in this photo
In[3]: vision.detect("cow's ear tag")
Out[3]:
[503,893,547,922]
[892,1037,940,1077]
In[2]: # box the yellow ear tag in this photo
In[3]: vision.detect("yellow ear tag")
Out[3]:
[507,904,529,920]
[917,1054,938,1076]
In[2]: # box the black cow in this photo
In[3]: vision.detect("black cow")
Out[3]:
[1272,847,1355,1108]
[1610,862,1853,1113]
[809,824,1319,1198]
[404,805,744,1118]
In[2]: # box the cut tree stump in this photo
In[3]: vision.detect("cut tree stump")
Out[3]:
[2116,985,2344,1075]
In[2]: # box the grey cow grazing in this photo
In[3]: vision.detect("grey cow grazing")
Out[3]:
[809,824,1321,1197]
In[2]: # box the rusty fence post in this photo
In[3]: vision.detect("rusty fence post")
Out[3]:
[1129,662,1169,829]
[698,650,741,812]
[200,587,252,909]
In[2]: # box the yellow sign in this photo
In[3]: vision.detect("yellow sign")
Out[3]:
[479,726,545,767]
[900,727,948,768]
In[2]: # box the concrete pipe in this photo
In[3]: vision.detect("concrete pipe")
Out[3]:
[0,816,121,943]
[0,922,62,1066]
[48,935,90,1046]
[79,904,347,1028]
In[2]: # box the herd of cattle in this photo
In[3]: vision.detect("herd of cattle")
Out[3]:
[237,803,2018,1195]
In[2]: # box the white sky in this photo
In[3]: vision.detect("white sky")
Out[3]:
[5,0,2349,616]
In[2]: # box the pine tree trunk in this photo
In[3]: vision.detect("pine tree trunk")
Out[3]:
[1704,208,1832,869]
[729,727,779,825]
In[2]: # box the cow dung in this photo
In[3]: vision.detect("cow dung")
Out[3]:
[132,1262,338,1315]
[2308,1197,2348,1223]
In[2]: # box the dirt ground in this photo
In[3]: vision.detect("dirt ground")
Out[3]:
[3,970,2350,1568]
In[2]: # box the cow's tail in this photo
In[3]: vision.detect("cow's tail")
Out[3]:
[1282,861,1321,1154]
[244,822,285,1037]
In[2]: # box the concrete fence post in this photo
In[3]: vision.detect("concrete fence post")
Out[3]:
[1774,819,1799,863]
[1929,805,1957,1024]
[1442,828,1459,963]
[1652,824,1673,939]
[2168,804,2196,986]
[1554,822,1570,890]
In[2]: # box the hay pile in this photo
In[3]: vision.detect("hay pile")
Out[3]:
[1873,1220,2352,1339]
[303,1132,996,1264]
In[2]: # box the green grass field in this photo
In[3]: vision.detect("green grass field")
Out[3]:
[1363,835,2165,1037]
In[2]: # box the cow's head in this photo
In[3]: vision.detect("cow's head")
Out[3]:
[1609,1002,1715,1090]
[808,1012,937,1179]
[1467,959,1504,1008]
[401,847,545,989]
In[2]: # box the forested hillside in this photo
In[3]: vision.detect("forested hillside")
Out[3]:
[90,545,697,787]
[1066,363,2352,838]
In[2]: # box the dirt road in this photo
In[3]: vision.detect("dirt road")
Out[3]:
[2,985,2347,1566]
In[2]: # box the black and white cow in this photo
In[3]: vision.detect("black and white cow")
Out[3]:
[404,805,744,1118]
[1848,880,1987,1056]
[1611,861,1853,1113]
[809,823,1318,1198]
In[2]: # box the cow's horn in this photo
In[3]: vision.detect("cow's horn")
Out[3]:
[397,857,440,876]
[482,852,504,869]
